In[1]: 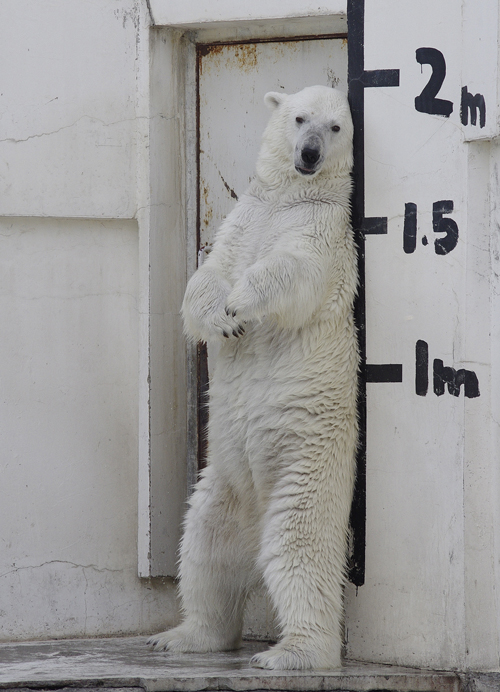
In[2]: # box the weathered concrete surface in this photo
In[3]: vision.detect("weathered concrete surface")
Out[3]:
[0,636,462,692]
[460,671,500,692]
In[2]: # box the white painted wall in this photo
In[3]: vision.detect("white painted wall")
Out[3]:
[148,0,346,27]
[0,1,180,640]
[0,217,178,640]
[1,0,500,674]
[0,2,137,218]
[343,0,500,671]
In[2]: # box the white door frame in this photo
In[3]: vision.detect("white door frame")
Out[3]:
[136,4,348,578]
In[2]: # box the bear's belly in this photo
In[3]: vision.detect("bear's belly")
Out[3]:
[210,319,356,400]
[206,319,358,504]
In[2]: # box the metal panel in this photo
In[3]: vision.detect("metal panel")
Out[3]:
[198,37,348,254]
[195,38,352,573]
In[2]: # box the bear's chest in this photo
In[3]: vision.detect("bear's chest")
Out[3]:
[228,197,318,279]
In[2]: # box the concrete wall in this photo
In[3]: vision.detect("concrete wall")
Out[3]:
[0,1,180,640]
[0,217,180,639]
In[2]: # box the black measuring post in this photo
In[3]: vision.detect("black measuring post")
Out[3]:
[347,0,401,587]
[366,364,403,383]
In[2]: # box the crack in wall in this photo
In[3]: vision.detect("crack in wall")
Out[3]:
[0,561,124,579]
[144,0,154,24]
[0,115,154,145]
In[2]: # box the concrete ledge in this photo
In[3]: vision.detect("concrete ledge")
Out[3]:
[147,0,346,27]
[0,637,462,692]
[460,672,500,692]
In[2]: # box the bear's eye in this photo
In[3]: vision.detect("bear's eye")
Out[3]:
[332,125,340,132]
[296,117,304,124]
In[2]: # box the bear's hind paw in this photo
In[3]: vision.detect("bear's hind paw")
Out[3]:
[249,637,341,670]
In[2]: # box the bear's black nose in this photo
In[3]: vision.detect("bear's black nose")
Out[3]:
[301,148,320,165]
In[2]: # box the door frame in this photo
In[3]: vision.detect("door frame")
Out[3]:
[137,12,356,579]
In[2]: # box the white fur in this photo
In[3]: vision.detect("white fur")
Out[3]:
[148,86,359,670]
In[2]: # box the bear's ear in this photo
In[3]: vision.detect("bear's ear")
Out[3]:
[264,91,287,110]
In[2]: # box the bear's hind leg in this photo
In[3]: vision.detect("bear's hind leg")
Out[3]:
[251,445,354,670]
[148,465,259,653]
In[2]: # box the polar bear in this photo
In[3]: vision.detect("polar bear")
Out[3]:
[148,86,358,670]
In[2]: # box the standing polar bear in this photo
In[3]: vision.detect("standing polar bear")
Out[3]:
[148,86,358,670]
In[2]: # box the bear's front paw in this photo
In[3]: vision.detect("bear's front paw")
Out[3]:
[147,625,242,653]
[209,310,246,341]
[225,282,264,324]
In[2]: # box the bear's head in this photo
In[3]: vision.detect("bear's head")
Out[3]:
[256,85,353,187]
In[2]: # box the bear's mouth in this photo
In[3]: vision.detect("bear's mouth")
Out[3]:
[295,166,317,176]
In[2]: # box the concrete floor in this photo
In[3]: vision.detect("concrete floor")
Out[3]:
[0,636,469,692]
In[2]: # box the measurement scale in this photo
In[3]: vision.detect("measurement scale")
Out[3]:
[347,0,490,590]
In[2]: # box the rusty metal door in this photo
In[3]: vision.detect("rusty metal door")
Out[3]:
[197,37,348,259]
[194,35,353,572]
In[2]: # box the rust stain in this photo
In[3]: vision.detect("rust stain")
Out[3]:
[198,42,226,78]
[199,42,258,74]
[201,183,213,230]
[198,35,348,76]
[233,43,258,71]
[198,43,221,59]
[264,41,301,62]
